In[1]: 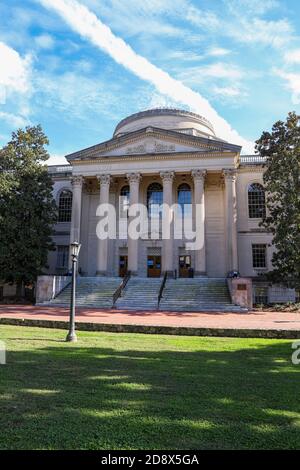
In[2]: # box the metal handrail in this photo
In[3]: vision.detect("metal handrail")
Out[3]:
[112,271,131,306]
[157,271,168,308]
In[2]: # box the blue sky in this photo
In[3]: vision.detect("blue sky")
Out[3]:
[1,0,300,163]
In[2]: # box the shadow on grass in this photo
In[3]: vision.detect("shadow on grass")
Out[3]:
[0,336,300,450]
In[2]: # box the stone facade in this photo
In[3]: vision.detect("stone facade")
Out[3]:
[46,108,294,302]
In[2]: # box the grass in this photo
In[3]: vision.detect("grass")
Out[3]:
[0,325,300,450]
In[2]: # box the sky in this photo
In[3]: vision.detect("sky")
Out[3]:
[1,0,300,164]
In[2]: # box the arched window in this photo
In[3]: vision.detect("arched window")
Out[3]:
[178,183,192,215]
[119,185,130,217]
[147,182,163,218]
[248,183,266,218]
[58,190,72,222]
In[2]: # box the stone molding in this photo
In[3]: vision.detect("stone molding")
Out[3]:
[160,171,175,183]
[191,169,207,182]
[223,169,237,182]
[71,175,83,187]
[96,174,112,186]
[126,173,142,184]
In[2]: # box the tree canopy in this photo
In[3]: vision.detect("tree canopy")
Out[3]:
[256,111,300,288]
[0,125,57,293]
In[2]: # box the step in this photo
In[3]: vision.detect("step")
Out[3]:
[159,278,246,312]
[48,277,121,308]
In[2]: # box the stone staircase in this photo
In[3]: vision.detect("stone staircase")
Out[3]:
[114,277,162,310]
[49,277,121,308]
[159,277,246,312]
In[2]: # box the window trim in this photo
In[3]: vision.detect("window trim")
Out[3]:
[57,188,73,223]
[247,182,266,220]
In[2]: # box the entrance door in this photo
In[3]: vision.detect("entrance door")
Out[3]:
[119,255,128,277]
[147,256,161,277]
[179,255,191,277]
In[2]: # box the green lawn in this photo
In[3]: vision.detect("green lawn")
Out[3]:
[0,325,300,450]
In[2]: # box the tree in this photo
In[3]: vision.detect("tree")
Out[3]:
[0,125,58,297]
[255,111,300,288]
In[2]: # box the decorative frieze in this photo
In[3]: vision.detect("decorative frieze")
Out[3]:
[191,169,207,182]
[223,169,237,182]
[96,174,112,186]
[71,175,83,187]
[160,171,175,183]
[126,173,142,184]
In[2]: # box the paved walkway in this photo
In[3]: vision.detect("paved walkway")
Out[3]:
[0,304,299,331]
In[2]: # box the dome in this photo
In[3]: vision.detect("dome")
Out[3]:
[113,108,216,139]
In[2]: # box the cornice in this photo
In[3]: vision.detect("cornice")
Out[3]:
[238,166,264,173]
[71,150,239,166]
[66,127,241,162]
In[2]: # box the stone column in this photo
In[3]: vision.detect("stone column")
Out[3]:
[127,173,141,276]
[69,176,83,269]
[191,169,207,276]
[160,171,175,276]
[96,174,111,275]
[223,169,238,272]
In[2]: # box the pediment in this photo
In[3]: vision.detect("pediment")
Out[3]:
[66,127,241,162]
[99,135,213,157]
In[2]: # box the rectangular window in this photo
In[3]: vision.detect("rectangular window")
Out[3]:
[254,286,268,305]
[252,244,267,269]
[56,246,69,269]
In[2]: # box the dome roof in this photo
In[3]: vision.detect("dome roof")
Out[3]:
[113,108,216,139]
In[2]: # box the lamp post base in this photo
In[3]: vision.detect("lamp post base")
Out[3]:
[66,331,78,342]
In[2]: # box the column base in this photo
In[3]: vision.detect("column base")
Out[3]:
[129,270,138,277]
[95,271,108,276]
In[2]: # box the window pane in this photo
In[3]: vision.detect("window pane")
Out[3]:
[248,183,266,219]
[147,183,163,218]
[119,185,130,218]
[56,246,69,268]
[252,244,266,268]
[178,183,192,216]
[58,190,72,222]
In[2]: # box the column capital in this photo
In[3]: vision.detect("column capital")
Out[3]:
[191,169,207,182]
[96,174,111,186]
[160,171,175,183]
[71,175,83,187]
[223,169,237,182]
[126,173,142,184]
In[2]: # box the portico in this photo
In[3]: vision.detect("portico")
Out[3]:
[68,166,238,278]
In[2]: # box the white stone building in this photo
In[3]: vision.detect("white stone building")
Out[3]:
[43,108,298,307]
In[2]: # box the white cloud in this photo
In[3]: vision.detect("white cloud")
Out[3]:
[274,69,300,104]
[0,111,28,127]
[212,86,244,98]
[227,18,293,48]
[226,0,279,16]
[37,0,254,152]
[284,49,300,64]
[207,47,231,57]
[34,33,55,49]
[185,6,220,30]
[0,41,31,104]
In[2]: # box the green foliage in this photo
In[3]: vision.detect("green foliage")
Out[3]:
[0,125,57,287]
[0,326,299,450]
[256,112,300,288]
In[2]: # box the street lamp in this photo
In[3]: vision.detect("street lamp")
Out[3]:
[66,241,81,342]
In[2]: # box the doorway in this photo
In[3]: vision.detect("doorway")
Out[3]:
[179,255,191,277]
[147,256,161,277]
[119,255,128,277]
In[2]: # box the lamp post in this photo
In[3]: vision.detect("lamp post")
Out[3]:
[66,241,81,342]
